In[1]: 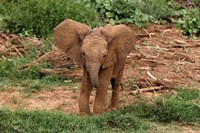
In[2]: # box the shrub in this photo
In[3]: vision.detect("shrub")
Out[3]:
[83,0,176,27]
[173,8,200,36]
[0,0,101,37]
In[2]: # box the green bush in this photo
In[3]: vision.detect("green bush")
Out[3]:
[0,0,101,37]
[173,8,200,36]
[1,0,200,37]
[84,0,176,27]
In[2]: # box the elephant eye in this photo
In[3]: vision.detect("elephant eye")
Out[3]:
[103,54,106,58]
[82,52,85,56]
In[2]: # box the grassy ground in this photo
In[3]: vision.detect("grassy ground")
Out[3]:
[0,1,200,132]
[0,82,199,132]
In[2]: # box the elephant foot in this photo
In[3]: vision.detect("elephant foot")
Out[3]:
[93,106,108,115]
[111,106,119,111]
[93,110,105,115]
[79,110,92,116]
[79,105,92,116]
[109,104,119,111]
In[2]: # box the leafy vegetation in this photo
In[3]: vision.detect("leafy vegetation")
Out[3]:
[83,0,175,27]
[0,0,101,37]
[173,8,200,36]
[0,0,200,36]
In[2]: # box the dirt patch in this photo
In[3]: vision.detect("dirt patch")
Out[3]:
[124,24,200,89]
[0,88,80,114]
[0,86,162,114]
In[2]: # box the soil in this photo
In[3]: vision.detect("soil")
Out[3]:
[0,24,200,131]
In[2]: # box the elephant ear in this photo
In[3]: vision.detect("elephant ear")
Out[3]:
[54,19,91,66]
[102,24,136,68]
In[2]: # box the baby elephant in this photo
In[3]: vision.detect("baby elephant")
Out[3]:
[54,19,137,115]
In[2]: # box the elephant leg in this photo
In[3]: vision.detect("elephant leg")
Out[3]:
[110,70,123,110]
[93,85,108,115]
[93,67,113,115]
[79,68,92,115]
[111,60,125,110]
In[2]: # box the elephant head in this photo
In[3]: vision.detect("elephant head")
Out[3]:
[54,19,136,88]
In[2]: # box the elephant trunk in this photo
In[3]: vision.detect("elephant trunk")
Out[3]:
[88,63,101,88]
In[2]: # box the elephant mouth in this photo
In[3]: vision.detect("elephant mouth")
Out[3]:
[92,82,99,88]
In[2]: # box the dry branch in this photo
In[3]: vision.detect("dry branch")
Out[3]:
[192,101,200,108]
[142,28,152,38]
[147,71,158,81]
[141,58,169,65]
[20,52,51,69]
[13,46,24,57]
[141,53,160,59]
[167,44,200,48]
[129,86,164,95]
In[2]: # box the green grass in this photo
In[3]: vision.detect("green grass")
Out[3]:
[0,37,52,81]
[120,88,200,124]
[0,109,148,133]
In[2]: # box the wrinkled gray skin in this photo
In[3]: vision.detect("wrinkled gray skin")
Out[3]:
[54,19,136,115]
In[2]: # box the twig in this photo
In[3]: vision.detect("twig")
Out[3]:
[1,55,6,59]
[141,58,169,65]
[132,84,140,90]
[188,74,200,82]
[141,53,160,59]
[135,34,150,38]
[192,101,200,108]
[20,52,50,68]
[13,46,24,57]
[162,29,171,35]
[167,44,200,48]
[147,71,158,81]
[129,86,164,95]
[142,28,152,38]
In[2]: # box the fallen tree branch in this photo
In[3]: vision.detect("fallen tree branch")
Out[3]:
[167,44,200,48]
[142,28,152,38]
[20,52,51,69]
[13,46,24,57]
[129,86,164,95]
[192,101,200,108]
[141,58,169,65]
[141,53,160,59]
